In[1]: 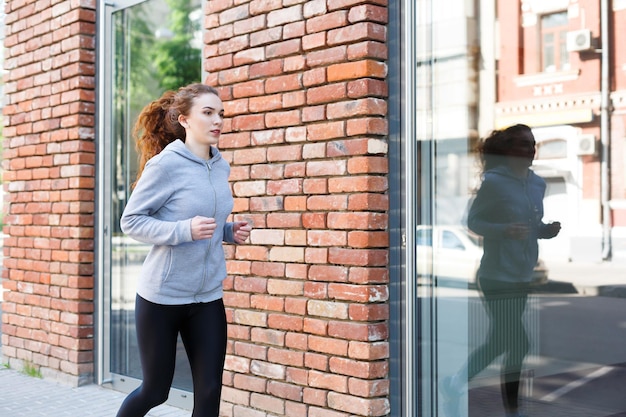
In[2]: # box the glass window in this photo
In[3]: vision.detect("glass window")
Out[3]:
[102,0,202,396]
[398,2,626,417]
[541,12,570,72]
[536,139,568,159]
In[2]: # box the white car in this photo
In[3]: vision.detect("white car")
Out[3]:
[416,225,549,285]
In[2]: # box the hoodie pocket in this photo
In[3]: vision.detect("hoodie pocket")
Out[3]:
[498,239,532,277]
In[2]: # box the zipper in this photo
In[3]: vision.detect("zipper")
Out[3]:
[197,160,217,300]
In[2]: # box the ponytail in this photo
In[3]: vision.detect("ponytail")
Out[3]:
[132,83,220,186]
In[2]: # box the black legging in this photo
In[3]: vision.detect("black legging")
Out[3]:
[466,278,530,413]
[116,295,227,417]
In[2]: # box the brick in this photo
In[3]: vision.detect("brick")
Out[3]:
[326,98,387,119]
[303,105,327,122]
[348,341,389,360]
[284,55,307,72]
[267,178,303,195]
[349,378,390,397]
[250,360,287,379]
[308,265,348,282]
[327,212,387,230]
[346,117,388,136]
[284,21,306,39]
[266,39,302,59]
[218,66,250,85]
[235,341,269,360]
[330,355,388,379]
[349,4,388,24]
[348,193,389,211]
[267,347,304,367]
[267,144,303,162]
[266,74,303,94]
[307,83,347,105]
[250,59,284,79]
[251,294,285,312]
[308,301,349,320]
[250,27,283,47]
[233,80,265,98]
[347,78,388,98]
[266,110,301,128]
[327,392,390,416]
[234,15,267,35]
[218,34,250,55]
[327,22,387,45]
[283,369,307,389]
[309,370,349,392]
[303,68,328,87]
[283,91,306,108]
[268,380,304,400]
[348,303,389,321]
[307,230,347,247]
[286,126,307,143]
[304,0,328,18]
[251,261,286,277]
[267,4,303,27]
[306,45,347,67]
[328,283,388,303]
[304,352,329,370]
[306,11,349,34]
[328,176,388,193]
[250,0,283,15]
[249,94,283,113]
[233,374,268,393]
[303,389,328,407]
[307,195,348,211]
[303,32,327,51]
[327,60,387,81]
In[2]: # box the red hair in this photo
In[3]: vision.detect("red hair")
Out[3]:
[133,83,220,185]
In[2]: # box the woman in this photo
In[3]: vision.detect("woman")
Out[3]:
[442,124,560,417]
[116,83,251,417]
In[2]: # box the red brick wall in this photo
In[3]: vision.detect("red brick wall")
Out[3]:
[1,0,97,385]
[206,0,391,416]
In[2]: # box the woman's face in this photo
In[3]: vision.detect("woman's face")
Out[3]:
[507,132,536,168]
[179,92,224,146]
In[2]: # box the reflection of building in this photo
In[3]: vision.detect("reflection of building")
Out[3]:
[492,0,626,261]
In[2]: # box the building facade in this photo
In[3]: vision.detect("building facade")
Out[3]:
[2,1,626,417]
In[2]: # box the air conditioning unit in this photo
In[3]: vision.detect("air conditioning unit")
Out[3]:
[566,29,593,52]
[577,134,596,156]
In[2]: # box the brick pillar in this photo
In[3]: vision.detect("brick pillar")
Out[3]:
[207,0,391,415]
[1,0,97,385]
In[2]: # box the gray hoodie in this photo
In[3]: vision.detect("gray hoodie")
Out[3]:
[121,139,235,305]
[468,165,552,283]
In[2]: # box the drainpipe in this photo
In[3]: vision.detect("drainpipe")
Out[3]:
[600,0,612,260]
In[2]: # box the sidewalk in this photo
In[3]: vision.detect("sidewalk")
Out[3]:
[0,260,624,416]
[0,367,189,417]
[540,259,626,297]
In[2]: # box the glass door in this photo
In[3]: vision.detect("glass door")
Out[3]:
[97,0,202,408]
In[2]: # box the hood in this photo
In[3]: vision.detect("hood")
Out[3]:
[162,139,222,165]
[486,164,533,181]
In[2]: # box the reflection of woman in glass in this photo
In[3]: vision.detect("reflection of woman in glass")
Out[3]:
[116,83,251,417]
[443,124,560,417]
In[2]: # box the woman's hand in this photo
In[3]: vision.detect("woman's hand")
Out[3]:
[543,221,561,239]
[191,216,217,240]
[233,221,251,244]
[504,223,530,240]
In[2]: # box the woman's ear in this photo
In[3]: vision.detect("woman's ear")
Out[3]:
[178,114,188,129]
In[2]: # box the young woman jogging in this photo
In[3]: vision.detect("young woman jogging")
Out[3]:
[116,83,251,417]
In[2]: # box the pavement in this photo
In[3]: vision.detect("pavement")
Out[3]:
[0,367,190,416]
[0,260,625,416]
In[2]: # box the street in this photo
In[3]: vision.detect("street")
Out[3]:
[436,259,626,417]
